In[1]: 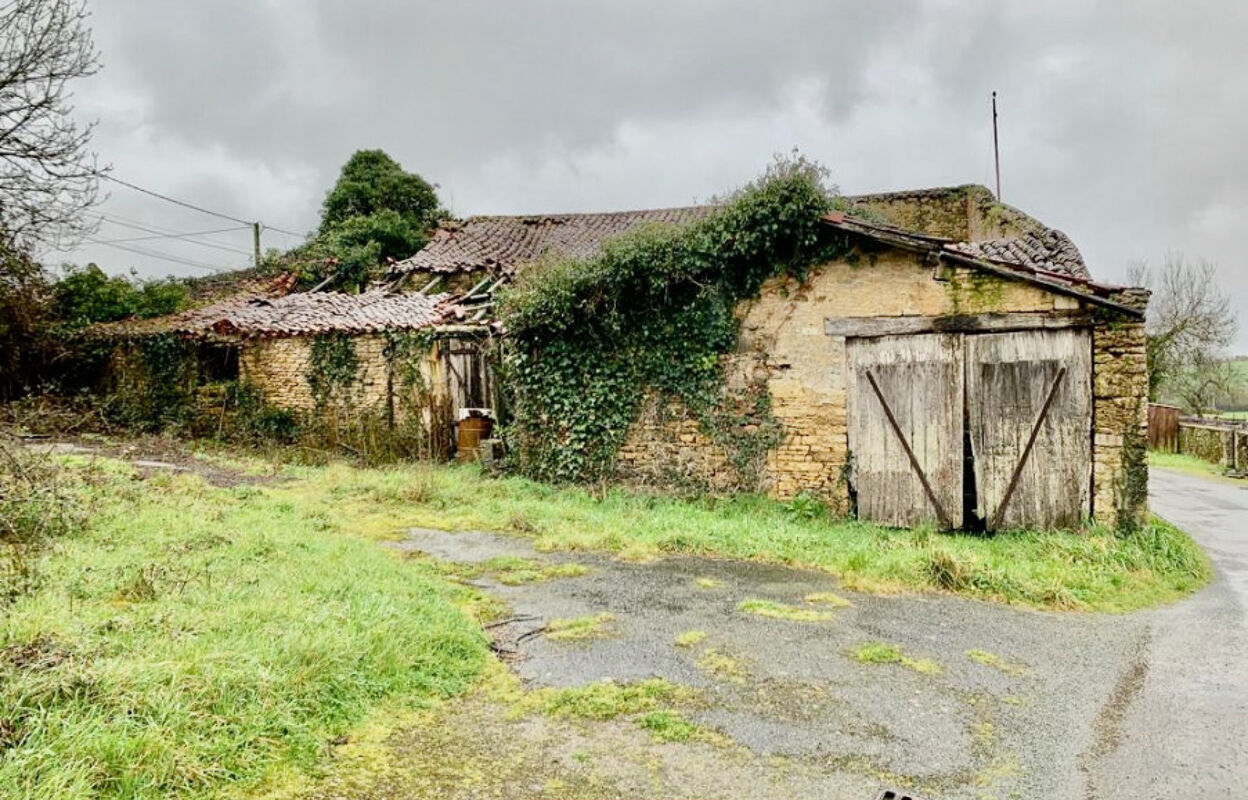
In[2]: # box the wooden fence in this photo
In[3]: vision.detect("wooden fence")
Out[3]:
[1151,403,1248,474]
[1147,404,1179,453]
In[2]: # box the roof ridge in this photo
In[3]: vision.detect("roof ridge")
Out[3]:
[448,203,717,225]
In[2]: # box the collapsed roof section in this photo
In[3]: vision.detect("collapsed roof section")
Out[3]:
[92,289,471,340]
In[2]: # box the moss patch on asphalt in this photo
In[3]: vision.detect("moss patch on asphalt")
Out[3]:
[967,649,1029,677]
[282,461,1211,613]
[738,598,835,622]
[852,642,942,675]
[546,613,615,641]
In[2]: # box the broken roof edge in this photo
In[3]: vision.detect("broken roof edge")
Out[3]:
[87,289,459,341]
[820,212,1146,319]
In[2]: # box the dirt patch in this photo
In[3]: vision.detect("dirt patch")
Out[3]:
[1079,632,1152,797]
[23,436,278,488]
[1,635,73,671]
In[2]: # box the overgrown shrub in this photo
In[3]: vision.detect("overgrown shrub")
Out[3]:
[499,154,852,484]
[0,440,84,604]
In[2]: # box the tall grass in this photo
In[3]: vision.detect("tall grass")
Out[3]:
[0,460,489,799]
[0,440,84,605]
[286,462,1211,613]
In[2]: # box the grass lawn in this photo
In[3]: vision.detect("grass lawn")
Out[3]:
[278,459,1210,613]
[0,457,491,800]
[1148,450,1235,482]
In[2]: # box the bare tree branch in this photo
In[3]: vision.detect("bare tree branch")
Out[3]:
[1132,254,1238,409]
[0,0,104,250]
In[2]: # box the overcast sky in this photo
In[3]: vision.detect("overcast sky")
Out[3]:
[53,0,1248,347]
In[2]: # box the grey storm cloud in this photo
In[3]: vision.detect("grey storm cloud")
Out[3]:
[60,0,1248,347]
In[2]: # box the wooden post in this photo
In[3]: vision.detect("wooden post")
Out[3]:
[253,222,262,268]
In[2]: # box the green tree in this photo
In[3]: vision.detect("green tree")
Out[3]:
[308,150,445,292]
[53,263,189,329]
[320,150,442,233]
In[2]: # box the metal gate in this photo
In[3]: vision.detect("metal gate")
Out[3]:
[847,328,1092,531]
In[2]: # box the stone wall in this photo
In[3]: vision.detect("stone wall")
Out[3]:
[615,246,1150,528]
[1090,322,1149,526]
[1178,423,1229,465]
[850,184,1060,247]
[239,332,443,418]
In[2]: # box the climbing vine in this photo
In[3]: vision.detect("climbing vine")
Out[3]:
[499,155,853,484]
[385,329,436,399]
[307,332,359,409]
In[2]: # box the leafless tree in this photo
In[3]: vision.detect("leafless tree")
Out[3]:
[0,0,103,251]
[1128,255,1239,408]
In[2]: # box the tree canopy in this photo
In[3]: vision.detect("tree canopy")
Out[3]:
[320,149,442,233]
[269,150,445,292]
[1129,255,1240,414]
[53,263,189,329]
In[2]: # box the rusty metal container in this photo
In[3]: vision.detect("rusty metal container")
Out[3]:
[456,416,494,462]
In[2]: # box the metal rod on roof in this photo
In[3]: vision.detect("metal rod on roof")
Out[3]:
[992,91,1002,201]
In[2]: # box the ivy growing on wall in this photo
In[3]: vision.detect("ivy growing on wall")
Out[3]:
[498,155,854,484]
[307,332,359,409]
[385,329,436,400]
[107,333,198,430]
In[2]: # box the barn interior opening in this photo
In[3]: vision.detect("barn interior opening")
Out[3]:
[961,423,985,532]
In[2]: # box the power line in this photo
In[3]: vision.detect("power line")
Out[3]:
[91,219,253,255]
[101,174,253,226]
[259,223,308,239]
[82,236,235,273]
[101,173,310,241]
[92,225,249,246]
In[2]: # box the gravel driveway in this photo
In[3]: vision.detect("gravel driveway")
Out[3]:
[326,468,1246,800]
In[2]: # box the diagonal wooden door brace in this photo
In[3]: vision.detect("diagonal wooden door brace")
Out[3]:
[988,366,1067,531]
[864,369,954,529]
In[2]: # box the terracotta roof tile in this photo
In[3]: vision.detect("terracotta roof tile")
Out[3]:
[95,290,452,339]
[946,228,1090,279]
[388,206,717,276]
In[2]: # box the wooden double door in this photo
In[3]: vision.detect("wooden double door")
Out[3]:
[846,329,1092,531]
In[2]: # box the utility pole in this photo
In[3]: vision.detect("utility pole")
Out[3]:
[992,91,1001,201]
[253,222,262,269]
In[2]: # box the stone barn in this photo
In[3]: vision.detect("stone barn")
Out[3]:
[97,288,498,449]
[391,185,1149,530]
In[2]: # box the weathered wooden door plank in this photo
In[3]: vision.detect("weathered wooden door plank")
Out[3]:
[864,369,954,529]
[966,329,1091,530]
[988,365,1067,531]
[847,334,964,529]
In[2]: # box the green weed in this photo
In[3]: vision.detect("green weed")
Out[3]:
[318,462,1210,613]
[852,642,941,675]
[0,458,489,799]
[738,598,834,622]
[546,613,615,641]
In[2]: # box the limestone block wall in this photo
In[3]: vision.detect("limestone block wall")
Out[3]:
[614,397,736,491]
[615,246,1150,528]
[1178,423,1228,465]
[239,333,395,413]
[1090,323,1149,526]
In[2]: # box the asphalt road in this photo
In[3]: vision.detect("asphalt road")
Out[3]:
[1083,469,1248,798]
[363,468,1248,800]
